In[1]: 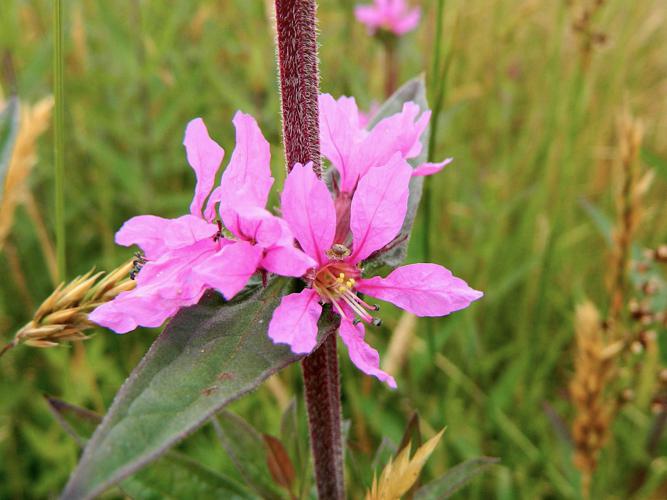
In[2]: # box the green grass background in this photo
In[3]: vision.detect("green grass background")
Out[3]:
[1,0,667,498]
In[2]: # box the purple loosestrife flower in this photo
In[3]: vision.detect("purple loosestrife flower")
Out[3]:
[90,114,314,333]
[319,93,451,193]
[354,0,421,37]
[268,161,482,388]
[319,92,452,242]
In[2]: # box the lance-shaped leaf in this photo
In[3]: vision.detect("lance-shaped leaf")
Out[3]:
[414,456,500,499]
[365,76,430,269]
[213,411,284,500]
[0,97,20,204]
[45,395,252,499]
[62,278,337,500]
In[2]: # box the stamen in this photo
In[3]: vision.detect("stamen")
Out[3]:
[340,293,374,323]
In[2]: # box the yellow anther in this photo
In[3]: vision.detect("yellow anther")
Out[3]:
[346,279,355,287]
[338,273,345,279]
[338,286,347,294]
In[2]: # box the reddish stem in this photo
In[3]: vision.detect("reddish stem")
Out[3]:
[384,39,399,98]
[275,1,344,498]
[302,334,344,499]
[275,0,321,176]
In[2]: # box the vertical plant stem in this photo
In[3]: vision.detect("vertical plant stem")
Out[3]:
[275,1,344,498]
[275,0,321,176]
[423,0,447,356]
[302,334,344,499]
[53,0,66,279]
[383,38,398,98]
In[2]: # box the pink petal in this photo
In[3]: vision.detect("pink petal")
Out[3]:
[412,158,453,177]
[268,288,322,354]
[218,111,273,211]
[318,94,365,192]
[193,240,263,299]
[392,6,420,35]
[89,288,187,334]
[354,5,383,31]
[350,154,412,262]
[184,118,225,218]
[281,162,336,265]
[261,245,317,277]
[338,319,397,388]
[91,237,230,333]
[115,214,218,260]
[356,263,483,316]
[357,103,429,178]
[135,239,220,299]
[221,206,284,248]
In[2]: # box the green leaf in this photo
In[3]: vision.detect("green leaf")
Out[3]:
[414,456,499,499]
[280,398,309,497]
[366,76,430,269]
[213,411,284,500]
[641,146,667,182]
[62,278,337,500]
[45,396,253,500]
[0,97,20,204]
[579,198,613,245]
[44,395,101,448]
[119,452,252,500]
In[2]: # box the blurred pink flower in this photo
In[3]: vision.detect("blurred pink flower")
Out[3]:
[354,0,421,36]
[319,93,452,195]
[268,162,482,388]
[90,114,314,333]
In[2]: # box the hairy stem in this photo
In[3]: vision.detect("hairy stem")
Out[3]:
[53,0,66,279]
[275,0,321,176]
[301,334,344,499]
[275,1,344,498]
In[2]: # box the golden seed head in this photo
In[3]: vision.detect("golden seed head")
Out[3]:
[1,259,136,357]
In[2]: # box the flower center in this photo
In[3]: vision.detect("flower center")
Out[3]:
[312,259,381,326]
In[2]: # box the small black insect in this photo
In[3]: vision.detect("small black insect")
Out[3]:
[213,220,224,243]
[130,251,147,280]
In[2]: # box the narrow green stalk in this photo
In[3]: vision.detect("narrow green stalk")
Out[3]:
[53,0,66,279]
[423,0,447,356]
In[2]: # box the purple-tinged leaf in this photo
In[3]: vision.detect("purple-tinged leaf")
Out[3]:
[264,434,297,494]
[61,278,336,500]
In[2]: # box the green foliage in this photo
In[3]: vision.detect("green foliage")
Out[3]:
[414,457,500,499]
[62,278,335,499]
[0,97,20,202]
[46,395,253,499]
[214,411,285,500]
[1,0,667,498]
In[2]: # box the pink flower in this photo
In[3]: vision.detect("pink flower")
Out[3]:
[268,162,482,388]
[354,0,421,37]
[90,113,314,333]
[319,93,452,195]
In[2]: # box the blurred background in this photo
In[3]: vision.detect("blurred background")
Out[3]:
[1,0,667,498]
